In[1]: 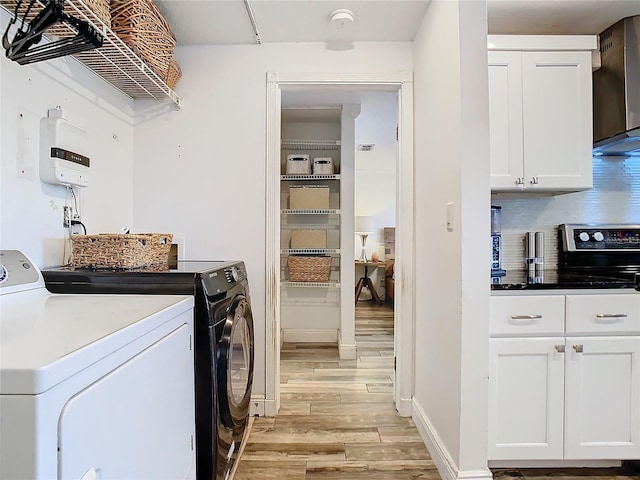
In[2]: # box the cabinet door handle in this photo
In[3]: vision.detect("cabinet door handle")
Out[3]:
[573,344,584,353]
[510,314,543,320]
[530,176,539,185]
[515,177,524,185]
[555,344,566,353]
[595,313,628,319]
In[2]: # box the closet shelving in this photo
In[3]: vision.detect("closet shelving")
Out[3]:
[280,136,341,290]
[281,139,340,151]
[0,0,182,107]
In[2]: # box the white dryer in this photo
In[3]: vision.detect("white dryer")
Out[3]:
[0,250,197,480]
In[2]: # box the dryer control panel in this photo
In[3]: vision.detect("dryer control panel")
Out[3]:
[0,250,42,292]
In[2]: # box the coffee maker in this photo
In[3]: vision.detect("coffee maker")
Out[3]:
[491,206,505,276]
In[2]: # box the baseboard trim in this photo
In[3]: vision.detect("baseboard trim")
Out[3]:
[282,329,338,343]
[413,398,492,480]
[339,342,356,359]
[489,460,622,469]
[396,396,413,417]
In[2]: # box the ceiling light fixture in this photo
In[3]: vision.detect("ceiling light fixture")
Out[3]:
[329,8,355,30]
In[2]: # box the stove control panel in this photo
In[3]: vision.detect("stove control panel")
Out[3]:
[560,224,640,251]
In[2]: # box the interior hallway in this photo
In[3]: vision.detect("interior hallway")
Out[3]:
[234,300,437,479]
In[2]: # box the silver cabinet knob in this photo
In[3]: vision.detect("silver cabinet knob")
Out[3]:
[555,345,566,353]
[530,176,539,185]
[515,177,524,185]
[573,344,584,353]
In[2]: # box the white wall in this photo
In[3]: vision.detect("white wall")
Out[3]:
[132,42,413,401]
[354,92,398,298]
[0,11,135,268]
[412,0,491,477]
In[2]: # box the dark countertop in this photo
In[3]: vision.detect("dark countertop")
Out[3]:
[491,270,637,291]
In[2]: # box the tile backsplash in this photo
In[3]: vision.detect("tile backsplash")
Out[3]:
[493,157,640,271]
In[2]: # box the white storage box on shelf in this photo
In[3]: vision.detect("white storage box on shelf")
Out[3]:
[286,155,311,175]
[312,157,334,175]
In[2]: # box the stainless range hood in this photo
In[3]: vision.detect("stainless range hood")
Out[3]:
[593,15,640,157]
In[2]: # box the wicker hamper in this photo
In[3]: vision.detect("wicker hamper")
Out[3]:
[71,233,173,269]
[110,0,177,80]
[165,59,182,89]
[0,0,110,32]
[287,256,331,282]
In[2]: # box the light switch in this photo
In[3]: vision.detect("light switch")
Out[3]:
[446,202,454,232]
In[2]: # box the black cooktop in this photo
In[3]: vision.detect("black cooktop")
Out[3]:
[491,270,637,290]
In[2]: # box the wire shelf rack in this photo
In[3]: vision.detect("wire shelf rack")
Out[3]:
[0,0,182,107]
[281,209,341,215]
[281,139,340,151]
[281,281,341,289]
[281,174,340,181]
[281,248,341,256]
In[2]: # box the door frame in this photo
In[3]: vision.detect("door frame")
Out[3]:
[264,71,415,417]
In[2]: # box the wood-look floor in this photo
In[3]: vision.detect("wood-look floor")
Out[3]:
[234,301,640,480]
[234,301,438,479]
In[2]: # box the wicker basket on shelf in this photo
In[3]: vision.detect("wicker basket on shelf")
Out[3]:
[0,0,110,32]
[71,233,173,269]
[287,256,331,282]
[110,0,177,80]
[164,59,182,89]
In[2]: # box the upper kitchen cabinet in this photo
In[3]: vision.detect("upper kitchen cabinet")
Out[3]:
[488,36,597,193]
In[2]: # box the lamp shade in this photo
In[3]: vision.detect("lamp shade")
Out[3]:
[355,216,375,234]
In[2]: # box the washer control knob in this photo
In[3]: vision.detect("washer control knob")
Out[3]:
[230,266,239,283]
[578,232,590,242]
[593,231,605,242]
[0,265,7,284]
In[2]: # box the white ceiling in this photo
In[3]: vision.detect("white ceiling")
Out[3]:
[155,0,640,46]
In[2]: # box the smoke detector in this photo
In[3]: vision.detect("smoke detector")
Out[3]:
[330,9,355,30]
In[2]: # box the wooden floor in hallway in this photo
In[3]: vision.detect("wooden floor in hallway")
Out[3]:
[234,300,438,479]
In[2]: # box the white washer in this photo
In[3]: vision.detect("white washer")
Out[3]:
[0,250,197,480]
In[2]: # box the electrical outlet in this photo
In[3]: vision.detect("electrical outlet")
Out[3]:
[63,206,71,227]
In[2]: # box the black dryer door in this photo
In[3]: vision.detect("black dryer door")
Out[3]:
[217,294,254,430]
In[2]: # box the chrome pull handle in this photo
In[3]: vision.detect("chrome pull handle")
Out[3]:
[510,314,543,320]
[595,313,628,318]
[515,177,524,185]
[530,176,539,185]
[573,344,584,353]
[555,344,566,353]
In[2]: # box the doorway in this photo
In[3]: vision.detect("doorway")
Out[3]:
[264,72,415,418]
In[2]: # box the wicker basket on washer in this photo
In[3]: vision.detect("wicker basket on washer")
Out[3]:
[110,0,177,80]
[287,256,331,282]
[71,233,173,269]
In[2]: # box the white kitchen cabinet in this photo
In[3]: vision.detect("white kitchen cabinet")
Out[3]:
[489,48,593,192]
[489,293,640,463]
[488,337,565,460]
[564,336,640,459]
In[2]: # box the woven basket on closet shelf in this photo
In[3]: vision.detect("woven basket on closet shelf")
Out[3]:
[164,59,182,89]
[71,233,173,269]
[110,0,177,80]
[1,0,110,33]
[287,256,331,282]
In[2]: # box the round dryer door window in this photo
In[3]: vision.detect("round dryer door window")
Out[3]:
[219,295,254,429]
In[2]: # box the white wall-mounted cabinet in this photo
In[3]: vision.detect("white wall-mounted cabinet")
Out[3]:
[488,36,596,192]
[489,293,640,463]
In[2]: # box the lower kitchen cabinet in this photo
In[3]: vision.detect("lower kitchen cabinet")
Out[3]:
[564,336,640,459]
[488,337,565,460]
[489,294,640,463]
